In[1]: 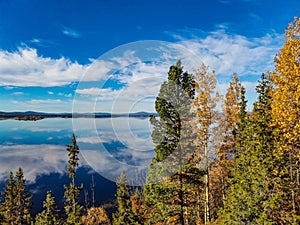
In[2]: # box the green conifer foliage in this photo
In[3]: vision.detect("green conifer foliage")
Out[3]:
[0,169,32,225]
[64,133,84,225]
[15,168,32,225]
[144,60,196,224]
[112,171,136,225]
[211,73,241,218]
[35,191,61,225]
[0,172,17,225]
[220,75,277,224]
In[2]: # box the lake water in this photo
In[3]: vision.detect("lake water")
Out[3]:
[0,117,155,215]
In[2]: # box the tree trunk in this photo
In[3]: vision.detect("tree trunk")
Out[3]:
[204,144,210,225]
[179,172,185,225]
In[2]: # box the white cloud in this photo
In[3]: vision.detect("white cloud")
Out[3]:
[68,117,154,185]
[74,30,282,112]
[164,29,283,106]
[74,60,169,113]
[58,92,73,98]
[29,99,62,104]
[9,99,72,112]
[76,87,111,96]
[82,59,115,81]
[77,136,103,144]
[0,47,87,87]
[0,47,118,88]
[80,148,149,185]
[30,38,41,43]
[77,130,154,152]
[3,86,15,90]
[1,31,283,113]
[0,145,69,182]
[28,38,56,48]
[61,25,81,38]
[173,29,282,77]
[12,92,24,95]
[65,93,72,97]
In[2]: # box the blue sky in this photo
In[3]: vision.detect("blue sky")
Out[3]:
[0,0,299,113]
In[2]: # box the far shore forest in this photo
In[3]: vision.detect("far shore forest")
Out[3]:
[0,17,300,225]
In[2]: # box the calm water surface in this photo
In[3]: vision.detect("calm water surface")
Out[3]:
[0,117,154,215]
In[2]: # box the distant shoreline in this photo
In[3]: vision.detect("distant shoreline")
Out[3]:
[0,111,157,121]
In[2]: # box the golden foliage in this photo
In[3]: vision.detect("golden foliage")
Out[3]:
[270,16,300,151]
[193,64,223,224]
[82,207,110,225]
[269,16,300,218]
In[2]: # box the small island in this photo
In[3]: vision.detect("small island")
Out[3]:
[13,115,44,121]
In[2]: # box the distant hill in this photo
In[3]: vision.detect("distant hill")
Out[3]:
[0,111,158,120]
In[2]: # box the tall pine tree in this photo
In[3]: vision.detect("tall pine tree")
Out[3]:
[144,60,196,224]
[14,168,32,225]
[220,75,277,224]
[64,133,84,225]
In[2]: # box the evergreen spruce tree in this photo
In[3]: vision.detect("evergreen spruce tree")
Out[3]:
[14,168,32,225]
[0,169,32,225]
[35,191,61,225]
[144,60,196,224]
[64,133,84,225]
[112,171,136,225]
[0,171,17,225]
[220,75,277,224]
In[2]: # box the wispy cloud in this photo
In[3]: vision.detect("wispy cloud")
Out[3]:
[29,99,62,104]
[218,0,231,4]
[58,92,73,98]
[170,29,282,77]
[168,28,283,106]
[73,31,282,112]
[10,99,72,112]
[65,93,72,98]
[248,13,263,23]
[12,92,24,95]
[30,38,40,44]
[61,25,81,38]
[28,38,56,48]
[75,87,106,96]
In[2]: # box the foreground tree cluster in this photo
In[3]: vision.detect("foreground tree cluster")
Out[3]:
[113,16,300,225]
[0,16,299,225]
